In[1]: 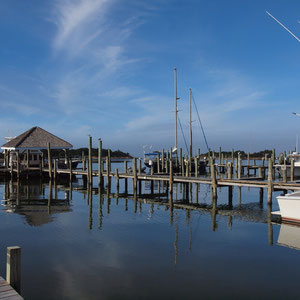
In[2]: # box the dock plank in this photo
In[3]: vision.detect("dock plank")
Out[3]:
[0,278,23,300]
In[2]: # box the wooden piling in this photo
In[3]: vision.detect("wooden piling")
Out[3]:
[291,158,294,181]
[211,159,217,199]
[88,136,92,185]
[283,159,287,183]
[98,139,102,187]
[116,168,119,193]
[169,159,173,196]
[124,160,128,194]
[133,158,137,192]
[6,246,21,294]
[162,149,165,172]
[194,157,198,177]
[227,162,232,179]
[16,151,20,179]
[47,142,52,179]
[267,158,273,204]
[69,160,73,182]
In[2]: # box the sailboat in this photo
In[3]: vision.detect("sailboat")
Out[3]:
[144,69,208,174]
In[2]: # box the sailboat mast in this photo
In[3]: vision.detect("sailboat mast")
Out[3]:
[189,88,192,157]
[174,68,178,152]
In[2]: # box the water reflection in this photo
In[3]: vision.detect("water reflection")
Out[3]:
[2,179,72,226]
[277,223,300,250]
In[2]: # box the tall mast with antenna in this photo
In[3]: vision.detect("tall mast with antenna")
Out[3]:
[174,68,179,152]
[189,88,192,157]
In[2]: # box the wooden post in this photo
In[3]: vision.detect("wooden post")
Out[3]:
[98,139,102,187]
[116,168,119,193]
[6,246,21,294]
[238,153,242,179]
[133,158,137,193]
[211,159,217,199]
[161,149,165,173]
[53,159,57,181]
[291,158,294,181]
[283,159,287,183]
[106,156,109,189]
[107,150,111,188]
[267,158,273,204]
[16,151,20,179]
[157,153,160,173]
[88,136,92,185]
[169,159,173,196]
[231,149,234,162]
[194,157,198,177]
[69,160,72,182]
[219,147,221,165]
[47,142,52,179]
[227,162,232,179]
[258,166,262,178]
[124,160,128,194]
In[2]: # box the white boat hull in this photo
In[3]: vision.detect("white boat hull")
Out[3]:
[275,192,300,223]
[275,164,300,178]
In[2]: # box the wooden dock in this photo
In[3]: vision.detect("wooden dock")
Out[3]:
[0,277,23,300]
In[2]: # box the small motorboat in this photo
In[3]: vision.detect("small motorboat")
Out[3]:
[272,191,300,224]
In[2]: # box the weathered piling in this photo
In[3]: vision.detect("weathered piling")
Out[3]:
[98,139,102,187]
[133,158,137,193]
[291,158,294,181]
[169,159,173,196]
[227,162,232,179]
[53,159,57,181]
[16,151,20,179]
[88,136,92,185]
[283,159,287,183]
[195,157,198,177]
[157,153,160,173]
[116,168,119,193]
[210,159,217,199]
[47,142,52,179]
[6,246,21,294]
[267,158,273,204]
[69,160,73,181]
[162,149,165,172]
[124,160,128,194]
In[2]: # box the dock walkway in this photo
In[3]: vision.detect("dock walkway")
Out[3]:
[0,277,23,300]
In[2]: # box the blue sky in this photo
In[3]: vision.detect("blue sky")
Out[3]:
[0,0,300,155]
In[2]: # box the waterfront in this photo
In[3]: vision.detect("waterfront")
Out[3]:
[0,167,299,300]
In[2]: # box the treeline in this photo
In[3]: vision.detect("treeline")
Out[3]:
[69,148,132,158]
[202,149,274,158]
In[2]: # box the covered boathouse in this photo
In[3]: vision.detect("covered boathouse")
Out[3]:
[1,126,73,168]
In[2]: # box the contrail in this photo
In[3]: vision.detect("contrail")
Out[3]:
[266,11,300,43]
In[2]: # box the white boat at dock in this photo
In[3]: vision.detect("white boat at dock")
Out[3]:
[275,152,300,178]
[272,191,300,223]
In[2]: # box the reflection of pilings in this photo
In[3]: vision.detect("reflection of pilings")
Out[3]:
[106,188,110,214]
[125,198,128,211]
[238,186,242,205]
[134,192,137,214]
[98,187,103,229]
[88,185,93,230]
[195,183,199,204]
[227,215,232,230]
[267,204,273,246]
[189,214,192,251]
[69,180,73,201]
[211,194,217,231]
[174,212,178,267]
[228,186,233,209]
[259,188,264,206]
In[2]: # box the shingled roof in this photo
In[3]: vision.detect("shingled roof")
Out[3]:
[1,127,73,150]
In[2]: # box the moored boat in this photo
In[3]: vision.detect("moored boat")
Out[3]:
[272,191,300,224]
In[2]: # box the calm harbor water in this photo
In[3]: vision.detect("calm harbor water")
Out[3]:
[0,164,299,299]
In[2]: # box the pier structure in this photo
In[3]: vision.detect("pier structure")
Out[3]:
[0,136,299,205]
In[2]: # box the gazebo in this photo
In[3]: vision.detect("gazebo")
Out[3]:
[1,127,73,167]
